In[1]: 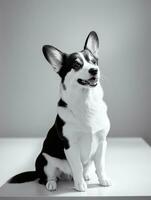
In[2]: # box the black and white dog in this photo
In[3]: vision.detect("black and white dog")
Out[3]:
[9,31,111,192]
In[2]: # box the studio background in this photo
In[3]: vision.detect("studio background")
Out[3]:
[0,0,151,143]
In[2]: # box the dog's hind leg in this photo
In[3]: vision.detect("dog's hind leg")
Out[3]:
[42,153,58,191]
[42,153,72,191]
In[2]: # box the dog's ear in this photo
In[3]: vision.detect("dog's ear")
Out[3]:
[84,31,99,59]
[42,45,64,73]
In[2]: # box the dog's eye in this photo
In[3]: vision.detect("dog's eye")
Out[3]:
[91,59,97,65]
[72,61,82,70]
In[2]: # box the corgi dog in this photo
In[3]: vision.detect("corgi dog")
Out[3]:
[9,31,111,192]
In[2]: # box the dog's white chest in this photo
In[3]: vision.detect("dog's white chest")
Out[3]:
[59,85,110,164]
[73,95,108,133]
[62,85,109,134]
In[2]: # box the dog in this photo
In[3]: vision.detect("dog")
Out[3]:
[9,31,111,192]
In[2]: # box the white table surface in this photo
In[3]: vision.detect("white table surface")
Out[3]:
[0,137,151,198]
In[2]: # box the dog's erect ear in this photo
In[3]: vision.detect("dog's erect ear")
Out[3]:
[42,45,64,72]
[84,31,99,59]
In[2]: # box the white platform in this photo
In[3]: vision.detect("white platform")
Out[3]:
[0,137,151,199]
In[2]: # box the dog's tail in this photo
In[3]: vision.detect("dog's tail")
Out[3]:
[8,171,38,183]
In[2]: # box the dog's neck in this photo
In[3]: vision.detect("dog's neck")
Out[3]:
[60,82,104,109]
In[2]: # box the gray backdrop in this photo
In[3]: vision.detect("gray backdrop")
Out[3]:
[0,0,151,143]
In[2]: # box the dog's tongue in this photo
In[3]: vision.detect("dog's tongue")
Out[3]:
[88,77,98,86]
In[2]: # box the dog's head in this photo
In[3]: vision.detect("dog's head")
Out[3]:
[42,31,100,89]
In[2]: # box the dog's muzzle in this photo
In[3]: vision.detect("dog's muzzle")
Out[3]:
[77,77,98,87]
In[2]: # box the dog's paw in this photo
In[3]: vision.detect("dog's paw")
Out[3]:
[83,173,91,181]
[46,180,57,191]
[74,179,87,192]
[99,177,112,187]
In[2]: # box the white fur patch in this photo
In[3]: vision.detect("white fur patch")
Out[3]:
[43,153,72,177]
[58,81,110,164]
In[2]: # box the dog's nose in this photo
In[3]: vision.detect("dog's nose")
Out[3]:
[89,68,98,76]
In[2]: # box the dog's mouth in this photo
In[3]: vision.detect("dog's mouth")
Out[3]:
[77,77,98,87]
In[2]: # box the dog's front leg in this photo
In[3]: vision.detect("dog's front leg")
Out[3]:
[94,138,111,186]
[64,144,87,192]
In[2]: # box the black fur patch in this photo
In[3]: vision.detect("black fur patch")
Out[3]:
[34,115,69,184]
[35,153,48,185]
[58,54,72,83]
[58,53,84,83]
[81,49,98,65]
[67,53,83,71]
[55,115,69,150]
[8,171,38,183]
[58,98,67,107]
[39,115,69,159]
